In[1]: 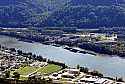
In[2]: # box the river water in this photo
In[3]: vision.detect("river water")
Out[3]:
[0,35,125,78]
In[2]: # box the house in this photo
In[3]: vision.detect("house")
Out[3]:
[64,69,80,75]
[94,78,114,84]
[49,73,62,80]
[79,76,98,83]
[61,69,80,79]
[62,72,75,79]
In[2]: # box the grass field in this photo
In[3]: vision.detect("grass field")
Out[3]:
[11,64,62,80]
[13,66,39,76]
[37,64,61,74]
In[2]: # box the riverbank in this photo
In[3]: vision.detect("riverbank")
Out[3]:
[0,35,125,79]
[0,44,124,83]
[4,33,110,60]
[0,33,99,56]
[0,29,125,58]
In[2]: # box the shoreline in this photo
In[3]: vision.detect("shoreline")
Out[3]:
[0,33,125,59]
[0,33,110,57]
[0,35,125,79]
[0,33,98,55]
[0,44,124,82]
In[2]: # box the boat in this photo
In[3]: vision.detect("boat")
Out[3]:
[64,47,72,50]
[52,44,61,47]
[42,42,50,45]
[79,51,87,54]
[70,48,79,53]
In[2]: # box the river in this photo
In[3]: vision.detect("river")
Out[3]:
[0,35,125,78]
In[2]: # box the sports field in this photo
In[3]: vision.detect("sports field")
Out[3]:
[37,64,61,74]
[11,64,61,80]
[13,66,39,76]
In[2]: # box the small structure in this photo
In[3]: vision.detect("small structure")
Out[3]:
[94,78,114,84]
[79,76,98,83]
[49,73,62,80]
[64,69,80,75]
[61,69,80,78]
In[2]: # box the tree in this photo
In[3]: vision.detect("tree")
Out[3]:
[28,52,32,56]
[5,71,10,78]
[13,72,20,80]
[117,77,124,82]
[9,48,16,52]
[77,64,80,69]
[28,76,49,84]
[80,67,89,73]
[90,70,103,77]
[32,54,36,59]
[17,50,23,55]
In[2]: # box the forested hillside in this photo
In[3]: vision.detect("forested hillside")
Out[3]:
[0,0,125,28]
[42,0,125,28]
[0,0,69,27]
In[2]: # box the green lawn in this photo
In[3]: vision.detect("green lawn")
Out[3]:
[19,76,28,80]
[37,64,61,74]
[14,66,39,76]
[10,64,61,80]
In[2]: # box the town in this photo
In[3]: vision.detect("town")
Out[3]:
[0,44,124,84]
[1,0,125,83]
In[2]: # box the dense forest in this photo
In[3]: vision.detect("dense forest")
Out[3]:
[0,0,125,28]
